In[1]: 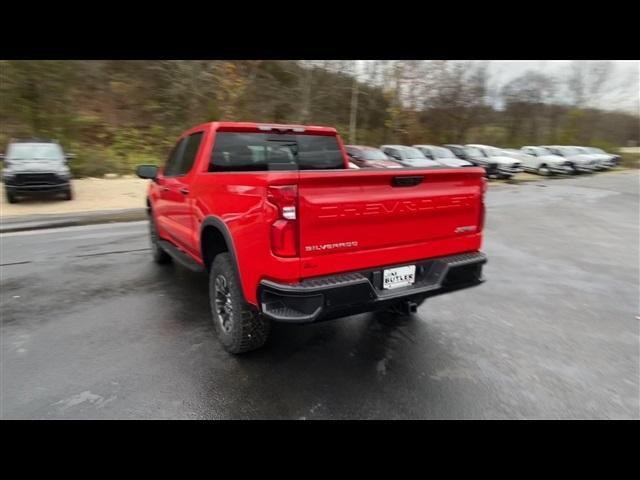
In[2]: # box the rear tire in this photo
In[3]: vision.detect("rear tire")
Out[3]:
[209,253,270,354]
[149,214,172,264]
[63,187,73,201]
[6,190,18,204]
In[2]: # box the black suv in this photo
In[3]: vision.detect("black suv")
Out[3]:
[1,139,74,203]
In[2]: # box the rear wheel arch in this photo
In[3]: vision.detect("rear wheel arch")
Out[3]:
[200,217,238,273]
[201,217,254,308]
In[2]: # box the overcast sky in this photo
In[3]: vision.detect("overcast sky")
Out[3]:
[354,60,639,114]
[484,60,639,113]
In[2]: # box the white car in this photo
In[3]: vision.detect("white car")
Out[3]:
[413,145,474,168]
[379,145,441,168]
[542,146,599,173]
[464,144,524,178]
[517,146,574,175]
[573,147,615,169]
[580,147,621,167]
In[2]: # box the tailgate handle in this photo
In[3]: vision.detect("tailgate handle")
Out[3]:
[392,175,424,187]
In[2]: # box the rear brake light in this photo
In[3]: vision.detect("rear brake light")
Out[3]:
[258,125,305,133]
[267,185,299,257]
[479,178,487,230]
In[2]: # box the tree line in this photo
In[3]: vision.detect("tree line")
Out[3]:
[1,60,638,176]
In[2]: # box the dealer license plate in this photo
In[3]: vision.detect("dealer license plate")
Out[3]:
[382,265,416,290]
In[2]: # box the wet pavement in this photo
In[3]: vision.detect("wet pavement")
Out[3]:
[1,171,639,419]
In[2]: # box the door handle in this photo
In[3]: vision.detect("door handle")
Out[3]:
[179,188,190,195]
[161,187,170,192]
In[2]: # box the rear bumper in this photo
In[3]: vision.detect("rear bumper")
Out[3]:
[259,251,487,323]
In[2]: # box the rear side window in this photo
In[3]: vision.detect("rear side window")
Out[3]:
[361,149,389,161]
[209,132,344,172]
[384,148,397,157]
[176,132,203,175]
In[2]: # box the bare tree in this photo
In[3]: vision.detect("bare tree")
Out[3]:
[502,70,558,143]
[567,60,613,108]
[348,61,359,143]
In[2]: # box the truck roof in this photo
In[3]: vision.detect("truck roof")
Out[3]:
[188,121,338,135]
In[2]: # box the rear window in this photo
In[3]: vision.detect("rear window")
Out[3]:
[360,149,389,161]
[398,147,426,160]
[209,132,345,172]
[432,147,456,159]
[465,147,483,157]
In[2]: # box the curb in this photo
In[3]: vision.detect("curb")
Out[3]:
[0,208,147,234]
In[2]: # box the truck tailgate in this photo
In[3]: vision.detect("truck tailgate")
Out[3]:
[297,168,485,278]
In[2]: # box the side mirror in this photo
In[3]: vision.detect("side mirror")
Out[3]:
[136,164,158,180]
[65,153,76,160]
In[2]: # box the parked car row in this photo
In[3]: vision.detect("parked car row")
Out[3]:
[345,143,621,178]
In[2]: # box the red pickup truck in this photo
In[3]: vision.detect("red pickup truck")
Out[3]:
[136,122,487,354]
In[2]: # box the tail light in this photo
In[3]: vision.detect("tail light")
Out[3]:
[267,185,299,257]
[479,177,487,231]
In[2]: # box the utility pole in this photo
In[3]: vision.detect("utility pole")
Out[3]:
[349,61,359,144]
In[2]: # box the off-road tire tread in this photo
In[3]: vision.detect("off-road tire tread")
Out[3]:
[210,253,270,354]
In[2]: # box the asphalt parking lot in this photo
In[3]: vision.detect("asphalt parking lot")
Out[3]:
[1,171,638,419]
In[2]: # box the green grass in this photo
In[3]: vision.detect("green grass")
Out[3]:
[620,152,640,169]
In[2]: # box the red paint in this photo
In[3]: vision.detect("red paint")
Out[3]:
[147,122,486,306]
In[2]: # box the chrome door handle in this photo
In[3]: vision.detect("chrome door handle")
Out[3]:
[179,188,190,195]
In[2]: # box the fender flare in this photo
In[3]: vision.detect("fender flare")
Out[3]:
[200,216,256,305]
[200,216,240,273]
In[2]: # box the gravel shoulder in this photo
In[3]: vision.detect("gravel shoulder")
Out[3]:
[1,177,149,219]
